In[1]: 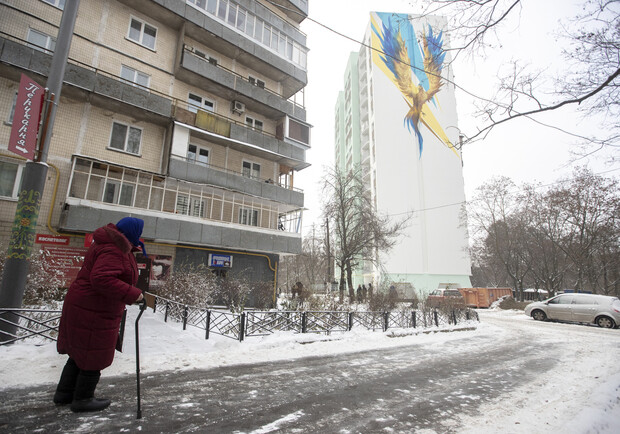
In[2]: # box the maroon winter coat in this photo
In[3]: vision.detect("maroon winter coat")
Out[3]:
[57,224,143,370]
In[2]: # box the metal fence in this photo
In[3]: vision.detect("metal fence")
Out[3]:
[0,295,479,346]
[0,308,62,345]
[151,294,479,342]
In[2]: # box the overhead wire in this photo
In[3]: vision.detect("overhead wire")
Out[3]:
[263,0,620,218]
[264,0,613,146]
[384,166,620,219]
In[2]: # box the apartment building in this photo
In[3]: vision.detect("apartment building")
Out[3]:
[0,0,311,298]
[334,12,471,295]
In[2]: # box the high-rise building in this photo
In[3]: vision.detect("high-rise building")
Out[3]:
[335,12,471,295]
[0,0,311,300]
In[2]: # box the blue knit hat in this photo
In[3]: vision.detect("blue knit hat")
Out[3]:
[116,217,147,257]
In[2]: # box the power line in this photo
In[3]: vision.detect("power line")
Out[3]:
[263,1,620,219]
[265,0,615,147]
[384,166,620,218]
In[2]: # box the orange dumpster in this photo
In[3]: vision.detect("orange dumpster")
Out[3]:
[458,287,513,308]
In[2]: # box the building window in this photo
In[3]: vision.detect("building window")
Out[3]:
[287,118,310,145]
[187,144,209,165]
[188,0,206,8]
[245,116,263,132]
[217,0,227,20]
[0,161,24,198]
[120,65,150,88]
[128,17,157,50]
[27,28,56,53]
[242,161,260,179]
[176,195,205,217]
[103,181,134,206]
[188,93,215,113]
[6,92,18,125]
[109,122,142,155]
[238,207,258,226]
[248,76,265,89]
[41,0,65,9]
[227,1,237,26]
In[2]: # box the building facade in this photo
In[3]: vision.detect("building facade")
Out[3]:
[0,0,310,299]
[334,12,471,296]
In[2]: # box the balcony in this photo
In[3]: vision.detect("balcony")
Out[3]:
[168,154,304,208]
[0,34,309,166]
[0,35,172,124]
[179,46,306,121]
[61,156,303,254]
[263,0,308,23]
[116,0,308,97]
[173,105,309,170]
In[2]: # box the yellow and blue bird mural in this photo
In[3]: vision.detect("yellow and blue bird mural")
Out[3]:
[371,13,459,158]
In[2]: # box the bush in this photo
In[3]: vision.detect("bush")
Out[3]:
[496,295,530,310]
[367,291,397,312]
[155,264,276,312]
[0,245,67,306]
[154,263,218,307]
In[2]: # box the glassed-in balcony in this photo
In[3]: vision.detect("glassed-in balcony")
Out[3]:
[65,156,303,235]
[186,0,308,68]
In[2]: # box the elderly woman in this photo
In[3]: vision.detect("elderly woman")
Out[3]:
[54,217,146,413]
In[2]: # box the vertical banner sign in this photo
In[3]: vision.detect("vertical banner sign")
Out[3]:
[8,74,44,160]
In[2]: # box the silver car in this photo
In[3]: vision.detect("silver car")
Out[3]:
[524,293,620,328]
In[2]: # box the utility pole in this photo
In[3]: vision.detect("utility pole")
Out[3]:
[325,217,332,286]
[0,0,80,342]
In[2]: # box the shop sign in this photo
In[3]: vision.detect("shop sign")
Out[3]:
[35,234,70,245]
[208,253,232,268]
[8,74,44,160]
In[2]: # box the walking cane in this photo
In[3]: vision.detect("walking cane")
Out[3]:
[135,298,147,419]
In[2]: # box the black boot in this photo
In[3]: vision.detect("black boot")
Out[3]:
[54,358,79,405]
[71,370,111,413]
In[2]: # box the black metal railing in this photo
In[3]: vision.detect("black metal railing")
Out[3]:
[0,308,62,345]
[151,294,479,342]
[0,294,479,346]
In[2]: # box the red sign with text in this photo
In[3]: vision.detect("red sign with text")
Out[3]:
[41,246,88,287]
[8,74,45,161]
[35,233,70,245]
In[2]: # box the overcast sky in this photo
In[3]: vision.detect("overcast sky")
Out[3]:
[295,0,619,233]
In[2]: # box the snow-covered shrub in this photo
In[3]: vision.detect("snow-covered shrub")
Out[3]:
[153,263,218,307]
[0,245,67,306]
[495,295,530,310]
[367,290,397,312]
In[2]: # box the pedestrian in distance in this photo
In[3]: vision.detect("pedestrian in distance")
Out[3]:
[54,217,147,413]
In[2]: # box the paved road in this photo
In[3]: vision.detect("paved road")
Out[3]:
[0,314,608,433]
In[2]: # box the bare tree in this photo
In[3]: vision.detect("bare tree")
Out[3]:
[469,169,619,297]
[553,168,620,293]
[279,226,329,296]
[468,177,533,300]
[421,0,620,155]
[522,184,572,297]
[321,167,409,301]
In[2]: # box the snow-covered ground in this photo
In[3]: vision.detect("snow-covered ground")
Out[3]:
[1,306,619,433]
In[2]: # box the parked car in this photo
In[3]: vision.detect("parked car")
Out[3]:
[426,289,465,308]
[524,293,620,328]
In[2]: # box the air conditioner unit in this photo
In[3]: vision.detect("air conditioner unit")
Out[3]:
[232,100,245,115]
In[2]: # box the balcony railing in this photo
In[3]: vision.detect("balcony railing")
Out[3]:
[66,156,303,234]
[182,45,306,111]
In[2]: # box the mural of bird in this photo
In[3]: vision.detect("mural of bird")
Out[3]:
[373,19,455,158]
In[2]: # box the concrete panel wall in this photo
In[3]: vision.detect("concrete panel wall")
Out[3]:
[59,204,300,255]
